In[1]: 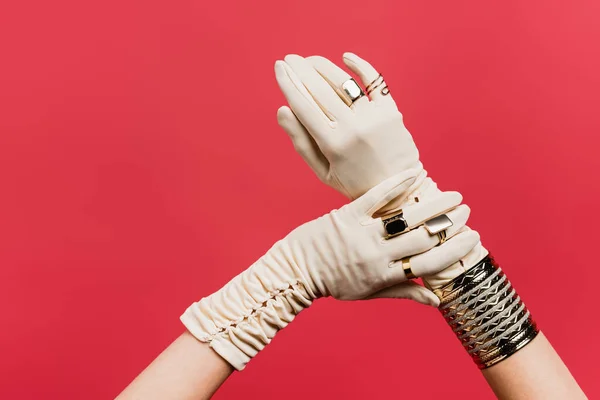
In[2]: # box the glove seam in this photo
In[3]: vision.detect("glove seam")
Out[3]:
[202,280,307,342]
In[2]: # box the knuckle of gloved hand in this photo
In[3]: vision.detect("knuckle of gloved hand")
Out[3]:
[327,137,355,160]
[361,272,385,291]
[344,130,371,150]
[321,134,344,154]
[360,245,380,264]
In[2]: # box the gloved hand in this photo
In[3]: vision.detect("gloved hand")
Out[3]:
[181,171,479,370]
[274,55,424,212]
[275,53,488,291]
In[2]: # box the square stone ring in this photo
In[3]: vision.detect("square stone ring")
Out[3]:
[340,78,365,106]
[383,211,454,245]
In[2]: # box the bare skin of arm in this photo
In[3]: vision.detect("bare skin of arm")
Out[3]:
[117,329,586,399]
[482,332,586,399]
[116,332,233,400]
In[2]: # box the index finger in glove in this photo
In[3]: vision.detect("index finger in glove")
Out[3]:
[275,60,334,147]
[382,204,471,261]
[284,54,352,121]
[367,191,463,236]
[403,191,463,228]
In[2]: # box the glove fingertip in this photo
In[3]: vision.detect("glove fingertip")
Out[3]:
[274,59,285,72]
[342,51,358,61]
[277,105,292,120]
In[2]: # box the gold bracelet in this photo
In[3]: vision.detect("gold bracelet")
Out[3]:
[436,255,539,369]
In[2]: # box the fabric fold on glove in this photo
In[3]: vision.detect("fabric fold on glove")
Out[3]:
[181,244,314,370]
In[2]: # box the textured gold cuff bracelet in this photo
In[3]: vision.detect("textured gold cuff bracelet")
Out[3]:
[436,255,539,369]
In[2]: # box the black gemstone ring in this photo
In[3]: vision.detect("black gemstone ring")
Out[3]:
[382,212,409,239]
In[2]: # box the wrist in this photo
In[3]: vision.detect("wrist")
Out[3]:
[436,255,539,369]
[181,254,313,370]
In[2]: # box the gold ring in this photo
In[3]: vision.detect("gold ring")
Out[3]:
[366,74,384,94]
[365,74,382,91]
[402,258,416,280]
[437,230,447,244]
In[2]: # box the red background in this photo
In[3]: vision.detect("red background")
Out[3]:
[1,0,599,398]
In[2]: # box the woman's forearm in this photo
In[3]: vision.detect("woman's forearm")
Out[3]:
[482,332,586,399]
[433,255,586,399]
[116,332,233,400]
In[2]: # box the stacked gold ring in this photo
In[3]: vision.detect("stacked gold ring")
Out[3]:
[437,230,447,244]
[365,74,390,96]
[402,258,416,280]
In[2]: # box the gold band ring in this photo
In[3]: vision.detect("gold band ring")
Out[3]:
[402,258,416,280]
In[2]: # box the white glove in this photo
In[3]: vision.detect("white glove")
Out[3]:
[275,53,488,290]
[182,171,479,370]
[274,54,422,210]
